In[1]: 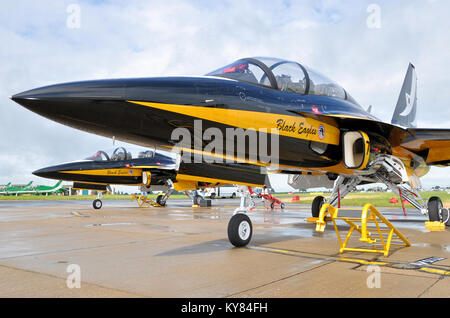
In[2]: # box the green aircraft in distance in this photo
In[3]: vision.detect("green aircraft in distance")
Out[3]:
[0,182,12,190]
[0,181,63,195]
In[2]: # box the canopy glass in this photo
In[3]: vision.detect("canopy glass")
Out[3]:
[207,57,357,104]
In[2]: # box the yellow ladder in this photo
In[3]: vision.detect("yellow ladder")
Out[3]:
[315,203,410,257]
[131,195,162,208]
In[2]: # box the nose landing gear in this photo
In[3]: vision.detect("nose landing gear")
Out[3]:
[227,213,253,247]
[92,192,104,210]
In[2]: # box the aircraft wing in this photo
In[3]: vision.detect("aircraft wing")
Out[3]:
[400,128,450,166]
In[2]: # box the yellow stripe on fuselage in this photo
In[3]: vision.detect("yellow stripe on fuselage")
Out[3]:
[128,101,340,145]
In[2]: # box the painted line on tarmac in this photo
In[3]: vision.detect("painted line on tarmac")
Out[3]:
[248,245,388,265]
[248,245,450,277]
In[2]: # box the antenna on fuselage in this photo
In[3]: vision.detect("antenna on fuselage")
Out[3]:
[112,136,116,148]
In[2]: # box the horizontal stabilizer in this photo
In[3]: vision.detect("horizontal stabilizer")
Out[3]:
[401,128,450,166]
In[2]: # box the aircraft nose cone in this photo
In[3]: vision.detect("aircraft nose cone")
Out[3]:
[11,80,126,111]
[11,79,128,136]
[32,166,57,179]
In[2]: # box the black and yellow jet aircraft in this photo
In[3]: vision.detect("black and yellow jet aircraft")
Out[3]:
[33,146,268,209]
[12,57,450,247]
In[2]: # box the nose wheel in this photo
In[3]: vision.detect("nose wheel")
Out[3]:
[93,199,102,210]
[227,213,253,247]
[92,192,104,210]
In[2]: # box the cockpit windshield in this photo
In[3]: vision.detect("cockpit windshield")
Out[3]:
[207,57,358,104]
[84,146,156,162]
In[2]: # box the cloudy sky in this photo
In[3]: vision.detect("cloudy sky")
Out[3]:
[1,0,449,190]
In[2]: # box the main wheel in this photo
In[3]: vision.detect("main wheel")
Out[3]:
[280,202,285,209]
[270,202,275,210]
[93,199,102,210]
[193,195,202,205]
[156,194,167,206]
[227,213,253,247]
[427,196,442,222]
[210,193,216,199]
[312,196,325,218]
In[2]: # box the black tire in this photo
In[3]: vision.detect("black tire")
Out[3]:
[280,203,285,209]
[193,195,202,205]
[156,194,166,206]
[270,202,274,210]
[227,213,252,247]
[210,193,216,199]
[427,196,442,222]
[440,208,450,226]
[231,193,236,199]
[312,196,325,218]
[93,199,102,210]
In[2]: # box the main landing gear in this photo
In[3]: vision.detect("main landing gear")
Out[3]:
[135,180,174,208]
[428,196,450,225]
[310,174,450,227]
[311,196,325,218]
[311,176,359,218]
[185,190,203,206]
[156,192,170,206]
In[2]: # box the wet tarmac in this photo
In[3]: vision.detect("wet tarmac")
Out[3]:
[0,198,449,297]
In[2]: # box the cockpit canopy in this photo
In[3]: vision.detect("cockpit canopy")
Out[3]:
[206,57,357,104]
[85,147,156,162]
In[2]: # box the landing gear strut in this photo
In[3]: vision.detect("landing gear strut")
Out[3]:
[156,188,173,206]
[311,176,359,217]
[185,190,204,206]
[139,180,173,207]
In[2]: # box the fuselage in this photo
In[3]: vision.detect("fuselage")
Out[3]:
[33,151,177,186]
[12,57,412,177]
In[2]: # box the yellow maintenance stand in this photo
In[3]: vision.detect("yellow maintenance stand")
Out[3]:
[131,195,162,208]
[313,203,410,257]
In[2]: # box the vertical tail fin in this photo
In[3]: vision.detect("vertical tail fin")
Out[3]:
[391,63,417,128]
